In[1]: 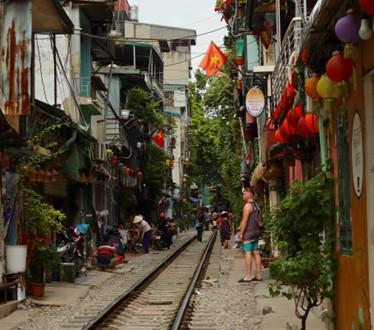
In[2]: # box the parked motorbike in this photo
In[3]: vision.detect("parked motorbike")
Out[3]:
[56,227,84,275]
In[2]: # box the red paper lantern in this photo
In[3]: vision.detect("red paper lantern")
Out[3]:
[305,75,320,99]
[360,0,374,16]
[326,52,353,82]
[111,156,119,166]
[266,118,276,145]
[305,113,319,134]
[272,105,280,121]
[274,129,288,144]
[297,116,313,138]
[279,89,288,113]
[128,168,134,177]
[280,118,297,138]
[301,48,309,65]
[287,82,296,103]
[137,171,143,181]
[287,104,303,128]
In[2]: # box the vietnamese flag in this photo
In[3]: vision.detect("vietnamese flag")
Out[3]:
[199,41,227,76]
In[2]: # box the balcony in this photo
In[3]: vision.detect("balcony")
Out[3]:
[271,17,304,105]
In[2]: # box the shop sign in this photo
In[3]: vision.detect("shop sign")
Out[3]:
[352,112,364,198]
[245,87,265,117]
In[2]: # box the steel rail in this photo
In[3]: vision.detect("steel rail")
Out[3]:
[171,230,217,330]
[83,234,198,330]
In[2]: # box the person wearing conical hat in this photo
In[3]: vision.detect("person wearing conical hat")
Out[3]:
[133,215,152,253]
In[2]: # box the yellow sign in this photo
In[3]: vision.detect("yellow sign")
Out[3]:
[246,87,265,117]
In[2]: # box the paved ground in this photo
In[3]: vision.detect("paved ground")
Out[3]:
[1,230,328,330]
[188,235,328,330]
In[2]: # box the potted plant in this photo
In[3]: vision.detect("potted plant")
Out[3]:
[22,188,65,297]
[29,241,60,297]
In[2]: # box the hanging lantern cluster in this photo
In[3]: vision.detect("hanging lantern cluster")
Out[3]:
[30,168,59,183]
[274,103,319,145]
[272,81,297,124]
[335,10,373,58]
[79,171,94,184]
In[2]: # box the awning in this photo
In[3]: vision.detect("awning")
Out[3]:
[33,0,74,34]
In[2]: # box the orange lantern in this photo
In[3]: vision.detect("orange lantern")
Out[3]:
[326,51,353,82]
[305,74,321,100]
[297,116,313,139]
[304,113,319,134]
[274,128,288,144]
[280,119,297,139]
[122,166,128,175]
[287,104,303,128]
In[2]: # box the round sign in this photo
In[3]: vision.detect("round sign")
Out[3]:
[245,87,265,117]
[351,112,364,198]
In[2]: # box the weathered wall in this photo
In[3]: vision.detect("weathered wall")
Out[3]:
[0,0,32,124]
[333,39,372,329]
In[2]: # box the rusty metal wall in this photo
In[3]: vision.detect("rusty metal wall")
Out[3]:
[0,0,32,116]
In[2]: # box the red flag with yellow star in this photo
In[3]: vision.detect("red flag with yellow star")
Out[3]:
[199,41,227,76]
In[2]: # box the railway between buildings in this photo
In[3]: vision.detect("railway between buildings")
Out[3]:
[80,232,217,330]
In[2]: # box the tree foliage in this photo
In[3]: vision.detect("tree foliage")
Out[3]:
[189,68,242,221]
[267,172,335,330]
[144,142,168,206]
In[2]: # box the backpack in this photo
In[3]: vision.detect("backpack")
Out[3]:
[250,201,265,239]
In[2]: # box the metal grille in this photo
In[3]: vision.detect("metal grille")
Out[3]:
[337,112,352,255]
[272,17,304,106]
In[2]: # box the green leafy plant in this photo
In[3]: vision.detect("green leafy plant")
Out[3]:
[126,88,165,129]
[23,188,65,236]
[29,241,61,283]
[268,172,335,330]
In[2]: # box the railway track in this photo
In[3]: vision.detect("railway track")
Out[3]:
[84,231,216,330]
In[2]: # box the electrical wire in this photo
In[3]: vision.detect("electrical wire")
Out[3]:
[50,36,89,128]
[77,25,227,43]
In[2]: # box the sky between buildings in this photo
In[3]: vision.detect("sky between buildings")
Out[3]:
[129,0,227,75]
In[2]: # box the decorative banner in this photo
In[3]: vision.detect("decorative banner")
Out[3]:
[245,87,265,117]
[352,112,363,198]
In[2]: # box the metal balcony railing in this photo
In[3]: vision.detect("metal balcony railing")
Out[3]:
[272,17,304,106]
